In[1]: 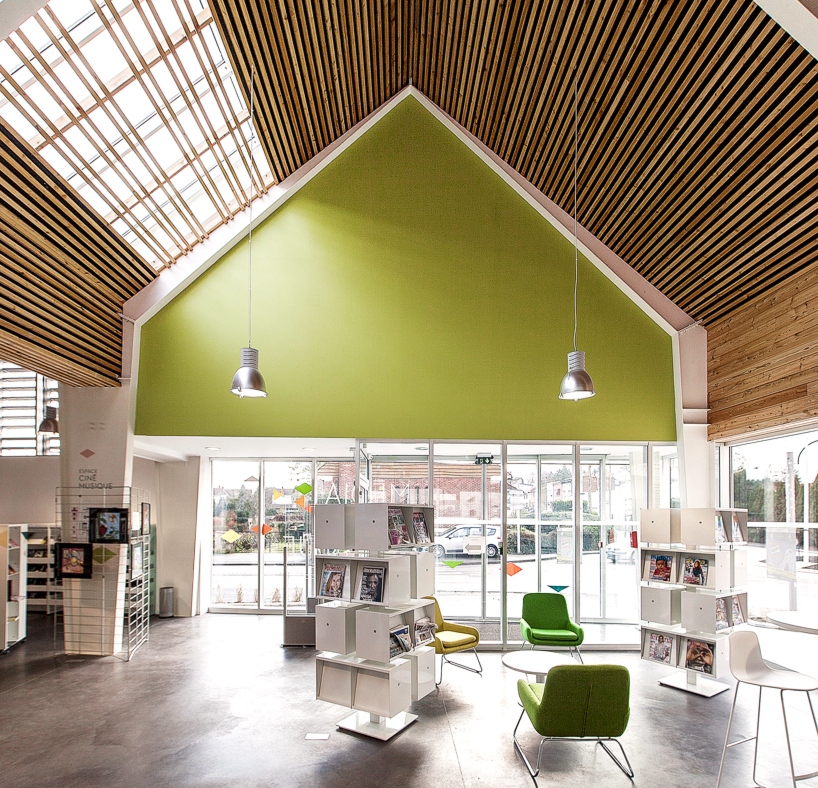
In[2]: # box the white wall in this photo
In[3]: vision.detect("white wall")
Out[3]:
[0,456,60,523]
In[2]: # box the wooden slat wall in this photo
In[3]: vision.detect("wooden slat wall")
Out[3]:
[708,269,818,440]
[0,118,156,387]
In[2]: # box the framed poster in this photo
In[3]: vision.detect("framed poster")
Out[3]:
[89,508,129,543]
[56,543,93,579]
[141,502,151,536]
[131,543,144,577]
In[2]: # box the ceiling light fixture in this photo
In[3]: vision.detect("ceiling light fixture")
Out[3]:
[302,447,317,452]
[37,405,59,433]
[231,66,267,399]
[559,71,596,403]
[205,447,222,451]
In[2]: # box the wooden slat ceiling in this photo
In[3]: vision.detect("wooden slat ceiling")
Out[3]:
[210,0,818,327]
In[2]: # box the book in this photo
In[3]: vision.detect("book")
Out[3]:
[715,514,727,544]
[685,639,714,674]
[731,595,745,626]
[318,563,346,598]
[731,512,743,542]
[648,633,672,664]
[715,597,729,631]
[649,554,673,581]
[683,556,708,586]
[412,511,430,543]
[414,616,437,646]
[388,507,411,546]
[358,566,385,602]
[390,624,412,652]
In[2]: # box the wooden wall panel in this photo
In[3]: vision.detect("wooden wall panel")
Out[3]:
[708,271,818,440]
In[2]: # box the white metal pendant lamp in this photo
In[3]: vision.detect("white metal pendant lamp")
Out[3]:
[37,405,59,433]
[559,73,596,402]
[231,67,267,399]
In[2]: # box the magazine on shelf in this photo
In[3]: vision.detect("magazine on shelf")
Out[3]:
[412,511,430,543]
[731,512,743,542]
[390,624,412,653]
[683,556,708,586]
[647,633,673,664]
[649,554,673,581]
[388,507,412,546]
[715,597,729,631]
[414,616,437,646]
[715,515,727,544]
[358,566,385,603]
[319,563,347,598]
[731,595,745,626]
[388,633,405,659]
[685,639,714,674]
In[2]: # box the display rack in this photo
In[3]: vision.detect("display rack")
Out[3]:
[313,503,436,740]
[1,525,27,652]
[54,487,150,660]
[25,524,62,614]
[639,507,748,697]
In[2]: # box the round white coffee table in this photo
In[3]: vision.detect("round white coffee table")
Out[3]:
[502,650,575,682]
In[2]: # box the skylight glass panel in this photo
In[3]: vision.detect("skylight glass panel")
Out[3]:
[0,0,272,270]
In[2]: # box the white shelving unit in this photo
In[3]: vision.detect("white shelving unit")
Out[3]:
[1,525,27,652]
[313,503,437,740]
[639,507,748,697]
[25,524,62,614]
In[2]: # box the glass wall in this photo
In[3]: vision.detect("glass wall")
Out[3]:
[730,430,818,618]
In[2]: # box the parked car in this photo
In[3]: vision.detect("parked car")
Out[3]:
[605,540,637,563]
[432,525,503,559]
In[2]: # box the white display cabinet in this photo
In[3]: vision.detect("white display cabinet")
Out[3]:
[676,549,732,591]
[640,585,681,626]
[682,591,748,634]
[640,507,748,547]
[25,525,62,613]
[409,551,435,598]
[354,503,435,552]
[404,646,435,701]
[314,504,356,550]
[355,599,436,663]
[640,546,739,592]
[640,626,681,667]
[315,554,412,606]
[316,600,363,655]
[1,525,27,652]
[640,509,678,544]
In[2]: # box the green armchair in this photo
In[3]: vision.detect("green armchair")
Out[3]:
[513,664,633,783]
[519,592,584,662]
[425,596,482,685]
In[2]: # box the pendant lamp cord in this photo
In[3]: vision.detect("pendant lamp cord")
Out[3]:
[573,71,578,354]
[248,67,254,349]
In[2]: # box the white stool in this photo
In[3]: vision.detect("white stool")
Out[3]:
[717,629,818,788]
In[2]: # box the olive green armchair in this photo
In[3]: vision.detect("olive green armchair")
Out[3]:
[425,596,482,685]
[513,664,633,784]
[520,592,584,662]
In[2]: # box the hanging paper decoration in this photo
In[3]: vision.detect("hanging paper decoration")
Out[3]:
[506,562,523,576]
[295,483,312,495]
[222,529,241,543]
[307,504,313,514]
[92,546,116,564]
[250,525,259,533]
[261,524,273,535]
[295,495,306,510]
[272,490,283,500]
[442,560,463,569]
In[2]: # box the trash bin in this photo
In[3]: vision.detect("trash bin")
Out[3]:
[159,587,174,618]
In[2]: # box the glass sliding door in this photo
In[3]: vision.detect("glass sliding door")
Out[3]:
[506,445,575,641]
[579,445,646,622]
[211,460,260,607]
[432,443,502,641]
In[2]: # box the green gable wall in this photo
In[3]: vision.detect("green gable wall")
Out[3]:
[135,96,676,441]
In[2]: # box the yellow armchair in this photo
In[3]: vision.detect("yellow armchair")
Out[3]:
[425,595,482,685]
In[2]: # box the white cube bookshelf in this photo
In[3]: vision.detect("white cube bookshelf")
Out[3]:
[640,509,679,544]
[681,592,748,634]
[316,600,363,655]
[355,599,436,663]
[409,551,435,598]
[404,646,435,701]
[640,585,682,626]
[354,503,435,552]
[677,550,732,591]
[314,504,356,550]
[352,658,413,718]
[641,627,681,667]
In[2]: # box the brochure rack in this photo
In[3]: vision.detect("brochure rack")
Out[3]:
[25,524,62,613]
[639,507,748,697]
[313,503,436,740]
[1,525,27,652]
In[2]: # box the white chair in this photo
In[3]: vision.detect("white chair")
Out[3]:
[717,629,818,788]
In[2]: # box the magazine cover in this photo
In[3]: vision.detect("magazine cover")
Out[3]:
[649,554,673,581]
[648,633,672,664]
[319,563,346,598]
[412,511,430,543]
[683,557,708,586]
[358,566,385,602]
[731,512,743,542]
[715,597,729,631]
[390,624,412,653]
[414,617,436,646]
[389,633,404,659]
[731,595,745,625]
[685,639,714,674]
[388,507,411,545]
[715,514,727,544]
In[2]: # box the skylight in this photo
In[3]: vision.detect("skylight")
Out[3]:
[0,0,272,270]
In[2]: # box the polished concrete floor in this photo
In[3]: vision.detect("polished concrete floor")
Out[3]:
[0,614,815,788]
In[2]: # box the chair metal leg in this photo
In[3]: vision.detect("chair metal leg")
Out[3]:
[435,653,443,686]
[717,681,742,788]
[597,738,634,779]
[572,646,584,664]
[443,647,483,675]
[512,707,544,786]
[781,690,818,786]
